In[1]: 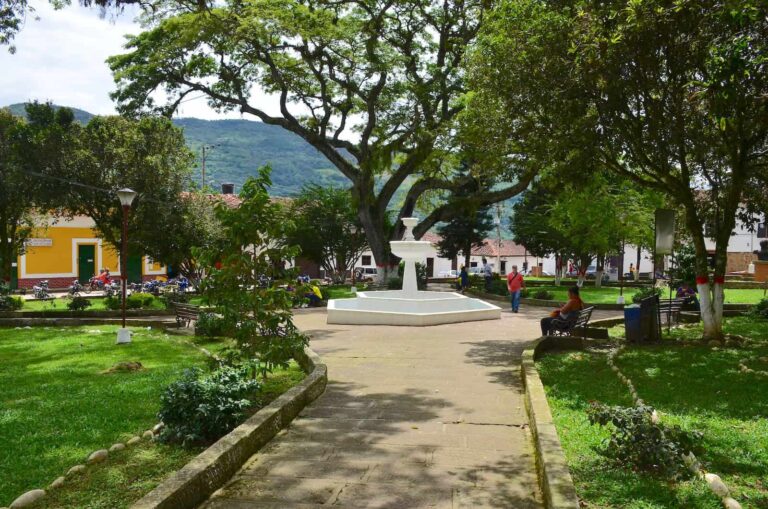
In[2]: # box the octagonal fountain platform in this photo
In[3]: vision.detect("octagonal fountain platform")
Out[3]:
[327,218,501,326]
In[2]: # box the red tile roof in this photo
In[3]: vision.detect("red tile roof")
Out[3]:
[471,239,528,257]
[417,232,528,257]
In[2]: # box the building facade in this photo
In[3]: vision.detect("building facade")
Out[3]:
[15,215,166,289]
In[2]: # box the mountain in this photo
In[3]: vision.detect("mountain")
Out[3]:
[7,103,94,125]
[6,103,347,196]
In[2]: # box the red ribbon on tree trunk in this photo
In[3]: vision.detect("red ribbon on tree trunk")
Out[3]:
[695,275,709,285]
[714,276,725,285]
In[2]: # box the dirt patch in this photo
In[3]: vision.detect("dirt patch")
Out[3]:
[102,361,145,374]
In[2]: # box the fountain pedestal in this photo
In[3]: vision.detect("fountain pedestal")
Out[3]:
[327,217,501,326]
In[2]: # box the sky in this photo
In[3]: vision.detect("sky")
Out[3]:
[0,1,264,119]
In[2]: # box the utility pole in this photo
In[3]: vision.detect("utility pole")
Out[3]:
[200,144,219,189]
[496,203,503,275]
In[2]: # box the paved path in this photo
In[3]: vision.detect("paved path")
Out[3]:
[202,305,619,509]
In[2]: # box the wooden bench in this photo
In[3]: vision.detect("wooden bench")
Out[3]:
[174,303,200,328]
[550,306,595,339]
[658,297,688,326]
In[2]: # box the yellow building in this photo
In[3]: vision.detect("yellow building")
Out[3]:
[16,215,166,289]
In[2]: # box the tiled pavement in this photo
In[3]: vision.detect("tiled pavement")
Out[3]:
[201,305,619,508]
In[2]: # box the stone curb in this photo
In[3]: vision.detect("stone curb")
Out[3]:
[0,318,174,328]
[129,347,327,509]
[522,337,582,509]
[0,309,175,319]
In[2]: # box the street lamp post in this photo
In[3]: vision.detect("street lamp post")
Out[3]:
[116,188,137,345]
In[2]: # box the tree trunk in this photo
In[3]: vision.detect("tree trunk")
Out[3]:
[594,254,604,288]
[685,209,723,341]
[635,247,641,281]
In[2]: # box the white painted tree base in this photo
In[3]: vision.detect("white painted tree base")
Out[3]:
[116,328,132,344]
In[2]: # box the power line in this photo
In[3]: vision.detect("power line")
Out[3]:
[20,169,171,206]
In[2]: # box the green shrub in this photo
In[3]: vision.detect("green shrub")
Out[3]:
[387,277,403,290]
[318,287,330,301]
[632,286,663,304]
[162,290,190,309]
[587,403,702,480]
[157,365,261,446]
[127,292,155,309]
[0,282,23,311]
[749,298,768,319]
[66,296,92,311]
[533,289,554,300]
[0,296,23,311]
[104,296,121,310]
[195,312,230,338]
[520,288,530,298]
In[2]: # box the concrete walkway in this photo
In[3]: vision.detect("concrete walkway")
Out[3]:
[201,305,617,508]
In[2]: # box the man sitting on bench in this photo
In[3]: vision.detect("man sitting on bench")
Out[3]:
[541,286,584,336]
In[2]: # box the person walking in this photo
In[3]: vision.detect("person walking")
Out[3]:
[459,265,469,294]
[507,264,525,313]
[482,257,493,291]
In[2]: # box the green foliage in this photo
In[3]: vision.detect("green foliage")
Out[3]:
[195,312,230,339]
[104,296,121,311]
[197,167,309,377]
[286,185,367,284]
[104,293,155,310]
[670,243,697,287]
[127,293,155,309]
[750,298,768,320]
[1,103,78,284]
[157,365,261,446]
[66,296,92,311]
[632,286,663,304]
[587,403,702,480]
[161,290,190,309]
[532,290,554,300]
[436,165,495,266]
[67,115,194,268]
[0,281,22,310]
[386,277,403,290]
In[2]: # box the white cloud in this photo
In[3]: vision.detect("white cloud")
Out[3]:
[0,0,272,119]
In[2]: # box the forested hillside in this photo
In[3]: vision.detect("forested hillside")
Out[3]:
[7,104,347,196]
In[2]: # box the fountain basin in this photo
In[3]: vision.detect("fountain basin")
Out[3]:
[327,290,501,326]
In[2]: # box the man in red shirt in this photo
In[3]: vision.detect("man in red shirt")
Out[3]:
[507,264,526,313]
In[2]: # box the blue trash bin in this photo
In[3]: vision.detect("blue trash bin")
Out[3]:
[624,304,642,343]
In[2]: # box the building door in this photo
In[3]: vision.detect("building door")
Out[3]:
[77,244,96,283]
[426,257,434,277]
[10,261,18,290]
[500,261,507,275]
[127,255,143,284]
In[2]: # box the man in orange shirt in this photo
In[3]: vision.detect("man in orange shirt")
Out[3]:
[507,264,526,313]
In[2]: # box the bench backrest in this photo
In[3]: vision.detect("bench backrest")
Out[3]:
[574,306,594,328]
[174,303,200,314]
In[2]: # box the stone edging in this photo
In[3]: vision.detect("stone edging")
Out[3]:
[522,337,581,509]
[129,346,327,509]
[0,318,174,328]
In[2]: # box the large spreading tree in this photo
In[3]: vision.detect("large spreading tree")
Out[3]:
[466,0,768,340]
[108,0,536,280]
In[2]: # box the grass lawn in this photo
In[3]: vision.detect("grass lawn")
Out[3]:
[531,285,766,305]
[0,325,304,508]
[325,286,358,299]
[537,316,768,508]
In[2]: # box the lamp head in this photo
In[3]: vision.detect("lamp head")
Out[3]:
[117,188,137,207]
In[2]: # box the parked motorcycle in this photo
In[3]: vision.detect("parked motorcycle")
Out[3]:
[33,280,50,300]
[67,280,84,297]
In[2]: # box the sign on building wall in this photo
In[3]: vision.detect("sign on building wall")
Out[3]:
[26,238,53,247]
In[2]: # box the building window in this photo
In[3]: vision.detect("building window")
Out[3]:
[361,255,372,266]
[759,223,767,238]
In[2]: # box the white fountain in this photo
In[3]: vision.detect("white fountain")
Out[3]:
[327,218,501,326]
